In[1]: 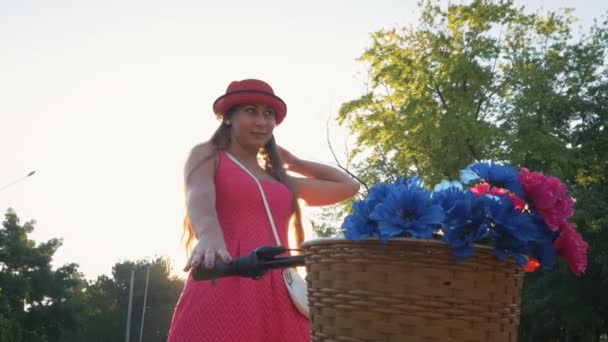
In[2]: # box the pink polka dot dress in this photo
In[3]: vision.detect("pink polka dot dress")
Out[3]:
[168,151,310,342]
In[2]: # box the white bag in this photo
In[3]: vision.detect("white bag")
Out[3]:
[225,152,310,319]
[283,267,309,318]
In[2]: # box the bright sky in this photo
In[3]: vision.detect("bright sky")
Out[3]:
[1,0,605,280]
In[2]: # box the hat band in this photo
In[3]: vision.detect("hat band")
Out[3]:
[213,89,285,106]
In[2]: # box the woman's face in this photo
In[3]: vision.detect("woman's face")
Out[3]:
[228,103,277,150]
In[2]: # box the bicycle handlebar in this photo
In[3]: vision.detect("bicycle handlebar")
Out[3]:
[192,245,305,281]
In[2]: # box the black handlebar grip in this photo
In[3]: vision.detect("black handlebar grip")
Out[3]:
[190,247,304,282]
[191,252,265,281]
[191,260,240,281]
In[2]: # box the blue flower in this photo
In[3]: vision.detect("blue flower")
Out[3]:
[395,175,425,190]
[486,194,539,240]
[432,181,465,212]
[441,193,493,259]
[482,195,547,265]
[342,201,379,240]
[342,183,391,240]
[369,181,445,241]
[493,238,531,266]
[441,193,544,263]
[460,161,525,197]
[434,180,463,192]
[365,183,391,208]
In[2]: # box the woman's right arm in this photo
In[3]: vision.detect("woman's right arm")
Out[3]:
[183,142,232,272]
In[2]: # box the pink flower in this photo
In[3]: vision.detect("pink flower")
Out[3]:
[553,222,588,276]
[518,168,574,231]
[470,182,526,210]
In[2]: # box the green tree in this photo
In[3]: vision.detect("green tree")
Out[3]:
[0,313,47,342]
[74,259,184,342]
[0,209,184,341]
[73,275,124,342]
[114,259,183,342]
[336,0,608,339]
[0,209,85,342]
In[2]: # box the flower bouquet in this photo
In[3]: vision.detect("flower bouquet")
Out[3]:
[301,161,588,342]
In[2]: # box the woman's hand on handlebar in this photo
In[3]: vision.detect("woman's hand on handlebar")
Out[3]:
[184,229,232,272]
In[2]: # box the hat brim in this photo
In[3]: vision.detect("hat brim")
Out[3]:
[213,91,287,125]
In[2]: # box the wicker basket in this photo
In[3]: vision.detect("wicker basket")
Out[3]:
[301,238,524,342]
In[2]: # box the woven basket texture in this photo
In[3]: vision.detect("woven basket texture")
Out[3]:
[301,238,524,342]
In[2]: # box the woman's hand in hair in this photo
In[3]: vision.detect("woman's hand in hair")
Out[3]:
[184,228,232,272]
[276,148,361,206]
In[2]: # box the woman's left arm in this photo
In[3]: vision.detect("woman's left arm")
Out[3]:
[279,147,360,206]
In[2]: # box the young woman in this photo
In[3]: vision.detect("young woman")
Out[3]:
[168,79,359,341]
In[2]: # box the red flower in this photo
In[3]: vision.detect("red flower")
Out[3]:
[524,257,541,272]
[553,222,588,276]
[470,182,491,196]
[470,182,526,210]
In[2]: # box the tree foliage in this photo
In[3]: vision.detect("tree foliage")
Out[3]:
[0,209,84,342]
[0,209,184,341]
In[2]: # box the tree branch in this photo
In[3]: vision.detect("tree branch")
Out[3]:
[326,114,369,192]
[428,85,449,110]
[476,26,504,120]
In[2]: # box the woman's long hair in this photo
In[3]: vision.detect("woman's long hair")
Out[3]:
[182,112,305,255]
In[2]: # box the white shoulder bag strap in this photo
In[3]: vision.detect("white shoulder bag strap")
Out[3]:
[224,152,310,319]
[224,152,282,245]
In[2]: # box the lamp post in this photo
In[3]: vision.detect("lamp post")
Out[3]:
[139,266,151,342]
[0,170,36,192]
[125,270,135,342]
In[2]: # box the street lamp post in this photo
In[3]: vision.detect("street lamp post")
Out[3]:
[125,270,135,342]
[139,266,151,342]
[0,171,36,192]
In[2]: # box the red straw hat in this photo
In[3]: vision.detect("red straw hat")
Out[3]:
[212,79,287,124]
